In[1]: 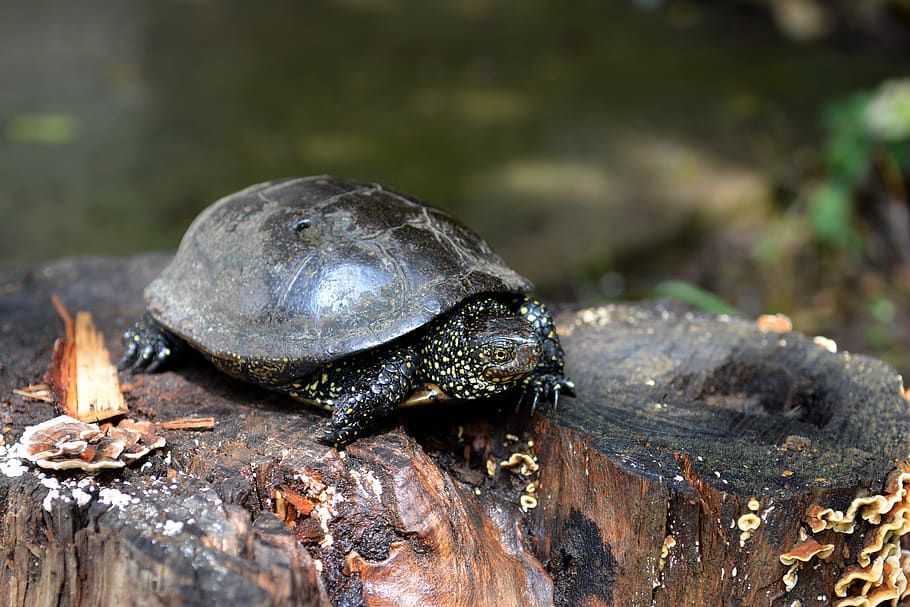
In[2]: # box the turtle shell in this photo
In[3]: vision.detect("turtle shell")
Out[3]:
[146,176,532,379]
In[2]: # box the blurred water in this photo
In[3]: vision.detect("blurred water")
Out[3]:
[0,0,900,294]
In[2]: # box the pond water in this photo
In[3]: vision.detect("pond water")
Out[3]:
[0,1,901,300]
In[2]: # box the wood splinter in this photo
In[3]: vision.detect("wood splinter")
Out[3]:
[11,384,54,403]
[154,417,216,430]
[46,295,128,423]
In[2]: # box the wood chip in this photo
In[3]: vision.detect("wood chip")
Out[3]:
[47,296,128,422]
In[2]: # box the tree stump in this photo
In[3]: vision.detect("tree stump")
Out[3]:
[1,254,908,606]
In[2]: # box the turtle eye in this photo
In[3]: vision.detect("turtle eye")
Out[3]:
[293,218,312,234]
[491,345,514,363]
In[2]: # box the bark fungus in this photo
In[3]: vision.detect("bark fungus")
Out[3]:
[0,254,908,606]
[16,415,165,471]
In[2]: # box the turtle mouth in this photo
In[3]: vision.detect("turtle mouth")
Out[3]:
[484,371,529,383]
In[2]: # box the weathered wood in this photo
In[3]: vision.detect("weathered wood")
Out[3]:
[1,254,908,606]
[530,305,910,606]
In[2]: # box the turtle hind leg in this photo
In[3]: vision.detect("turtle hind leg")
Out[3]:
[298,346,420,448]
[117,311,184,372]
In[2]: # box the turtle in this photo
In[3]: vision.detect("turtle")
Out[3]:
[118,176,574,446]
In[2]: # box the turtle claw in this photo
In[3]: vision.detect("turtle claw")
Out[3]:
[529,389,541,416]
[117,312,181,373]
[514,388,527,414]
[143,347,172,373]
[549,377,576,411]
[116,340,139,369]
[320,423,353,449]
[320,385,407,449]
[520,373,575,415]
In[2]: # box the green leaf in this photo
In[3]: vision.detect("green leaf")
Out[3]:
[651,280,741,316]
[4,113,80,145]
[820,93,871,184]
[864,78,910,142]
[807,180,860,250]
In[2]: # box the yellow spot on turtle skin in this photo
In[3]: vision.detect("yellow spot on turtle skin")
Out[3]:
[346,408,354,414]
[321,373,328,383]
[519,306,529,315]
[292,383,302,388]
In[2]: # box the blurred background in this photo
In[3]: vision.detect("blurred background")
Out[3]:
[1,1,909,373]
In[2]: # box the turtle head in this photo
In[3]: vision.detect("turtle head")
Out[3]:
[423,299,542,399]
[467,315,541,386]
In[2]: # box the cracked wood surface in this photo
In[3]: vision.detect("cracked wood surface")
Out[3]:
[1,254,909,606]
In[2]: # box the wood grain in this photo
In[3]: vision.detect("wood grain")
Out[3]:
[1,254,908,606]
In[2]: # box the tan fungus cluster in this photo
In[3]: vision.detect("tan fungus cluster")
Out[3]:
[737,512,762,547]
[18,415,166,471]
[781,470,910,606]
[500,450,540,512]
[780,537,836,592]
[757,313,793,333]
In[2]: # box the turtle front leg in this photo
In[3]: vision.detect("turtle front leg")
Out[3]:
[117,312,184,372]
[283,346,421,448]
[511,295,575,412]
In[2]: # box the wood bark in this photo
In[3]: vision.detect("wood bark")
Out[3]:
[1,254,908,606]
